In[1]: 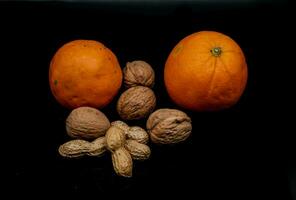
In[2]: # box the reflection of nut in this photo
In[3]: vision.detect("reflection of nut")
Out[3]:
[117,86,156,120]
[146,109,192,144]
[123,60,155,88]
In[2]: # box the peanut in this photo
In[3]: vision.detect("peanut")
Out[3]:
[105,126,125,152]
[88,137,106,156]
[111,121,149,144]
[112,147,133,177]
[58,137,106,158]
[111,120,129,135]
[106,125,133,177]
[127,126,149,144]
[125,139,151,160]
[59,120,151,177]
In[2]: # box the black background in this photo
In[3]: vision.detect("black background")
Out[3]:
[4,0,293,198]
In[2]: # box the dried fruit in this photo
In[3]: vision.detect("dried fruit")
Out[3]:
[66,107,110,140]
[123,60,155,88]
[117,86,156,120]
[146,109,192,144]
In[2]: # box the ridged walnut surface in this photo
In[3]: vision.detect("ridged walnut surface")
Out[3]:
[146,109,192,144]
[117,86,156,120]
[123,60,155,88]
[66,107,110,140]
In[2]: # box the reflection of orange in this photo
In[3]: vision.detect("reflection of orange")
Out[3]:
[164,31,248,111]
[49,40,122,109]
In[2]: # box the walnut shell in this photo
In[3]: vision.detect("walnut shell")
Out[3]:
[117,86,156,120]
[146,109,192,144]
[66,107,110,140]
[123,60,155,88]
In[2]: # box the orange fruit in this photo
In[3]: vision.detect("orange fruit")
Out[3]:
[164,31,248,111]
[49,40,122,109]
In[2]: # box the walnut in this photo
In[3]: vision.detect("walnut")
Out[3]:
[146,109,192,144]
[66,107,110,140]
[123,60,155,88]
[117,86,156,120]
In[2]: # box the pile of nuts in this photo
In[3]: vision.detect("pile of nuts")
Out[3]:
[117,61,156,120]
[58,60,192,177]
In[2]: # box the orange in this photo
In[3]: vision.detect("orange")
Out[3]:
[49,40,122,109]
[164,31,248,111]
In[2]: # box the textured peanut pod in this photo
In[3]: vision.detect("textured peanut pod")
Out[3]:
[117,86,156,120]
[111,120,130,135]
[58,140,91,158]
[123,60,155,88]
[88,137,107,156]
[58,137,107,158]
[146,109,192,144]
[112,147,133,177]
[127,126,149,144]
[106,126,125,152]
[125,139,151,160]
